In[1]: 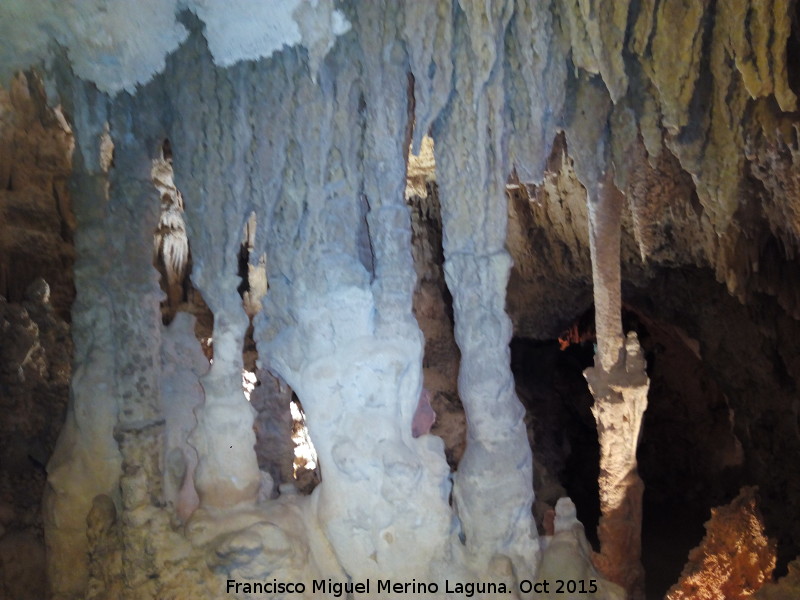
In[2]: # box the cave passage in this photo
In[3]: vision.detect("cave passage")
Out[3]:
[633,311,745,598]
[510,307,745,599]
[510,334,600,546]
[6,1,800,597]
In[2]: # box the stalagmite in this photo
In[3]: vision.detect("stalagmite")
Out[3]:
[584,169,649,599]
[189,310,260,509]
[160,313,206,521]
[538,498,625,600]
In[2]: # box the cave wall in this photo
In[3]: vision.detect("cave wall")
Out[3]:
[0,71,74,599]
[0,285,71,599]
[0,72,74,319]
[408,178,466,468]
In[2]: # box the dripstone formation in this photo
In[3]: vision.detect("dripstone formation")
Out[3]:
[1,1,800,599]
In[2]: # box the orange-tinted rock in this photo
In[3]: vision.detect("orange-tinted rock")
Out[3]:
[667,487,776,600]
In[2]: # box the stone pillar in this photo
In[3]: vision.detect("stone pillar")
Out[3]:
[584,171,648,600]
[212,13,455,581]
[45,81,169,599]
[43,83,122,600]
[98,95,170,593]
[165,43,262,510]
[434,0,539,580]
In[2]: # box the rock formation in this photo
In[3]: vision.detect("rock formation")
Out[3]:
[0,280,71,600]
[666,487,776,600]
[583,170,649,599]
[755,558,800,600]
[0,1,800,599]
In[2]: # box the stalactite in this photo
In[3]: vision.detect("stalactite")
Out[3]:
[402,0,453,154]
[505,0,567,184]
[588,171,625,372]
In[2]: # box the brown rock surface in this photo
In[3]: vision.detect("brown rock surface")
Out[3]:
[666,487,776,600]
[0,282,71,600]
[0,72,74,321]
[755,558,800,600]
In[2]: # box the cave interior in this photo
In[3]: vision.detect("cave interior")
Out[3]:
[2,1,800,599]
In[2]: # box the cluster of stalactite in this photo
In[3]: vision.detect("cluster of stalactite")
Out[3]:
[0,1,795,599]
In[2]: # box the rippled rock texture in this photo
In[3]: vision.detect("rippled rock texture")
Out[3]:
[1,1,800,599]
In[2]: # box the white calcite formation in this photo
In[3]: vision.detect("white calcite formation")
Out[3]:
[160,313,206,522]
[433,0,539,580]
[0,0,797,599]
[538,498,625,600]
[0,0,350,95]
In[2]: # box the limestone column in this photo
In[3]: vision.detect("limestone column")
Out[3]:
[198,11,456,580]
[165,45,261,510]
[583,169,649,600]
[104,98,171,590]
[344,1,454,576]
[43,82,122,600]
[434,0,539,579]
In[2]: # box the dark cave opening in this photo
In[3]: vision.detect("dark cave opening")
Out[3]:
[631,310,745,599]
[511,306,745,599]
[627,266,800,580]
[510,334,600,547]
[236,213,253,301]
